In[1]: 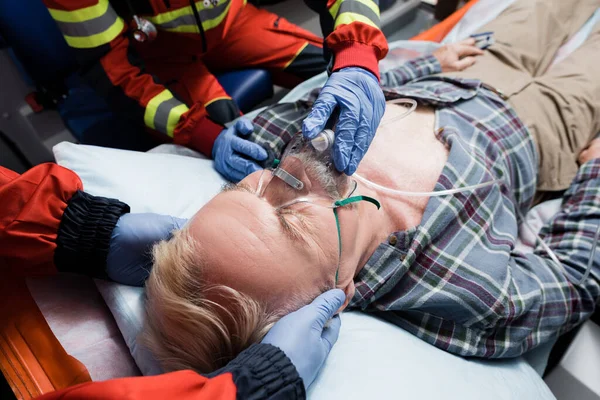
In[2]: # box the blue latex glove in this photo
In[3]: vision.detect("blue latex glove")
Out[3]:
[302,67,385,175]
[106,213,187,286]
[212,117,268,182]
[261,289,346,390]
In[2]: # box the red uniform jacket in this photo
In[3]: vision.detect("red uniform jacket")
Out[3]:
[42,0,388,156]
[0,163,304,399]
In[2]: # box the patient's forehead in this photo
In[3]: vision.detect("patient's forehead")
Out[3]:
[187,189,335,304]
[187,192,304,301]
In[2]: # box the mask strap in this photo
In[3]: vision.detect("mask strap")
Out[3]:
[332,195,381,283]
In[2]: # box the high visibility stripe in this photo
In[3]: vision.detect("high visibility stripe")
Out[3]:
[330,0,380,27]
[63,18,124,48]
[54,5,121,37]
[147,0,230,33]
[283,42,308,69]
[144,90,189,137]
[338,0,379,22]
[48,0,109,23]
[202,0,231,30]
[329,0,344,19]
[334,12,379,29]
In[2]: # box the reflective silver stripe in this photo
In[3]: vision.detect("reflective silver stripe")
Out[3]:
[199,0,229,21]
[153,1,229,30]
[154,97,186,134]
[54,5,120,37]
[338,0,380,27]
[156,14,197,29]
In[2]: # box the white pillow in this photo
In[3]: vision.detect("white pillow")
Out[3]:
[54,142,557,400]
[54,142,227,218]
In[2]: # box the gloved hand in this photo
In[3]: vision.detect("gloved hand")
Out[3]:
[212,117,268,182]
[261,289,346,390]
[302,67,385,175]
[106,213,187,286]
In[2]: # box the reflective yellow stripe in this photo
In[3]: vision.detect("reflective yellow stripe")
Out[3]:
[160,25,200,34]
[147,4,196,25]
[204,96,232,107]
[284,42,308,69]
[329,0,344,18]
[165,104,189,137]
[145,90,173,130]
[48,0,109,23]
[144,90,189,137]
[147,0,229,33]
[202,1,231,31]
[334,12,378,29]
[63,18,124,48]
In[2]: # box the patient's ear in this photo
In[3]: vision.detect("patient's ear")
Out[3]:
[337,281,355,313]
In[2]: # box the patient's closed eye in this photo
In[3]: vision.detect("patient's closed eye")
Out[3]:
[276,207,309,243]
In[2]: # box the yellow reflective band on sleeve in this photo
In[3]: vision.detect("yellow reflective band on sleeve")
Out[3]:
[144,90,189,137]
[62,17,124,48]
[165,104,190,137]
[48,0,109,23]
[334,12,378,29]
[145,90,173,130]
[329,0,344,18]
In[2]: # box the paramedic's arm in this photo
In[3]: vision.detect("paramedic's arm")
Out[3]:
[42,0,223,156]
[474,156,600,357]
[0,163,188,284]
[379,38,483,87]
[302,0,388,175]
[36,290,346,400]
[0,163,130,278]
[36,345,305,400]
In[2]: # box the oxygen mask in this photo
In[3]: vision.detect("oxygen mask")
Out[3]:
[256,131,355,209]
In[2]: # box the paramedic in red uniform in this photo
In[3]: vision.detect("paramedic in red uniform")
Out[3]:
[0,162,346,399]
[42,0,388,181]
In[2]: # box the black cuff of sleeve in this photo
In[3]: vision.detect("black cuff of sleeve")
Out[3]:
[55,190,130,278]
[212,343,305,400]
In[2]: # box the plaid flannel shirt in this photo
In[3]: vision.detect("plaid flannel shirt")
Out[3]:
[250,54,600,358]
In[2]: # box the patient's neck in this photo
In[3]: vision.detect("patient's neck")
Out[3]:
[351,180,425,277]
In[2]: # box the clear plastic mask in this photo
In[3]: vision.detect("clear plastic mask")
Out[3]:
[256,132,354,209]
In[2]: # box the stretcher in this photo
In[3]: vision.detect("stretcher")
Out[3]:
[2,1,598,398]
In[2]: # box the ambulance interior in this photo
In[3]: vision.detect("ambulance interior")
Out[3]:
[1,1,600,399]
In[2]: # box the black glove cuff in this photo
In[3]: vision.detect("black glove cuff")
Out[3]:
[55,190,130,278]
[212,343,305,400]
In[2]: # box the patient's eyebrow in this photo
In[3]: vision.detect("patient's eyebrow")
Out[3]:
[221,182,254,193]
[221,182,310,243]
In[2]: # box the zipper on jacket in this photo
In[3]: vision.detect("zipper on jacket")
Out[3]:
[189,0,207,53]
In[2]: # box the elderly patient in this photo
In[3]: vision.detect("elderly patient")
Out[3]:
[142,0,600,373]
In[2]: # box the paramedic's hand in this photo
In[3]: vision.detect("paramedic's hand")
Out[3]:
[107,213,187,286]
[261,289,345,390]
[303,67,385,175]
[213,117,268,182]
[433,38,484,72]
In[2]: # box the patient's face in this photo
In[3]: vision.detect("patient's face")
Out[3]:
[187,169,360,310]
